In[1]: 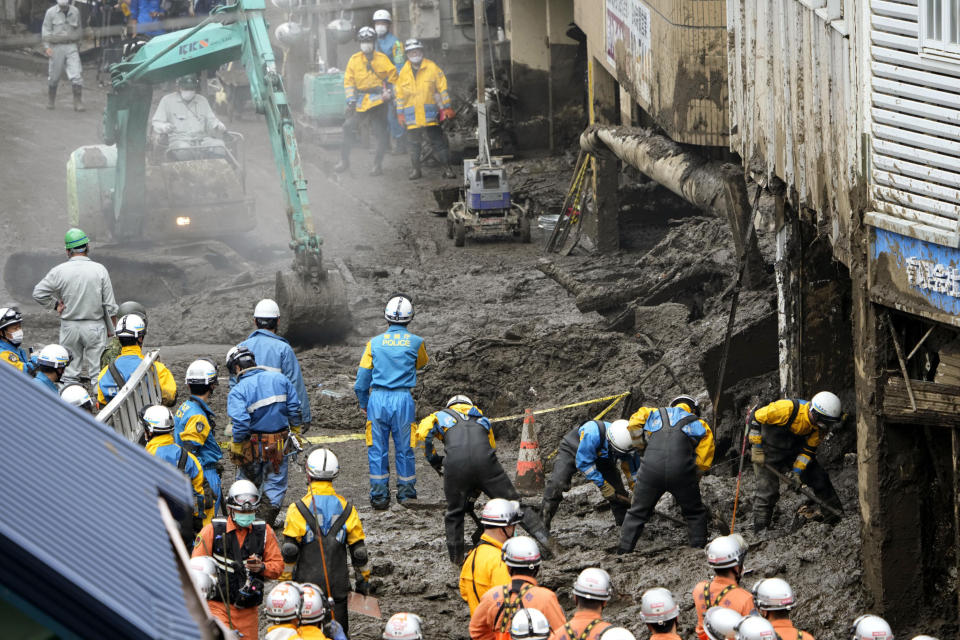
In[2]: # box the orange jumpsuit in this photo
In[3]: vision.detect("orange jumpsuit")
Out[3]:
[547,610,610,640]
[470,575,566,639]
[771,618,815,640]
[692,575,757,640]
[192,517,284,640]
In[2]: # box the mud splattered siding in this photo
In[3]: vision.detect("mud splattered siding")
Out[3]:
[602,0,729,147]
[727,0,866,266]
[866,0,960,249]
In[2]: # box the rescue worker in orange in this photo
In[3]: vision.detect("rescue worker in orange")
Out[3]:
[753,578,815,640]
[460,498,521,614]
[692,535,757,640]
[192,479,284,640]
[469,536,565,640]
[548,568,612,640]
[395,38,455,179]
[335,26,399,176]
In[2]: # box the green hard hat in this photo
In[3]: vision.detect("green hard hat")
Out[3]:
[64,227,89,249]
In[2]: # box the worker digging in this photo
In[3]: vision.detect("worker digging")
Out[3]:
[0,1,955,639]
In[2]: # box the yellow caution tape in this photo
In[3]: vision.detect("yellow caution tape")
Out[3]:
[488,392,631,423]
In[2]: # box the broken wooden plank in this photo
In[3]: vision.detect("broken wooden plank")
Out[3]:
[882,377,960,426]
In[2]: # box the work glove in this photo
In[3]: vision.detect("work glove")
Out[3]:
[750,444,765,465]
[440,108,455,121]
[397,112,406,127]
[290,424,301,436]
[355,576,371,595]
[792,450,813,477]
[600,481,616,500]
[229,440,246,463]
[749,428,764,465]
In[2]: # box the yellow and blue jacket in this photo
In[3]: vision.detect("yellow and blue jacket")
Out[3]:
[96,344,177,405]
[344,50,399,112]
[395,58,451,129]
[416,403,496,463]
[0,339,36,375]
[754,399,821,449]
[146,433,213,524]
[377,33,405,70]
[354,324,428,409]
[627,404,715,472]
[174,396,222,468]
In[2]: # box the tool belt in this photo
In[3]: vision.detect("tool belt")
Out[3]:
[251,430,289,473]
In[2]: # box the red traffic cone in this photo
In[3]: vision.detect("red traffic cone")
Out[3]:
[515,409,544,495]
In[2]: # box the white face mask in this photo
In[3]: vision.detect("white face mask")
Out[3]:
[375,24,388,37]
[8,329,23,346]
[408,52,423,65]
[360,42,374,54]
[179,89,196,102]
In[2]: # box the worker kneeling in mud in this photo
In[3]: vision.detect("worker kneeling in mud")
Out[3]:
[618,395,714,552]
[281,448,370,635]
[152,74,227,161]
[539,418,640,532]
[417,394,552,565]
[748,391,844,531]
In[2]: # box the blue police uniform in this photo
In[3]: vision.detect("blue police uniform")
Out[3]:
[30,373,59,394]
[129,0,165,35]
[0,339,36,375]
[575,420,641,487]
[175,396,223,513]
[228,367,300,507]
[354,323,428,503]
[146,433,213,526]
[377,32,405,141]
[240,329,311,424]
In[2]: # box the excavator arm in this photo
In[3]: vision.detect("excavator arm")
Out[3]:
[102,0,348,341]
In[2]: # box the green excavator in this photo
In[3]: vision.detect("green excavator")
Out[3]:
[62,0,348,342]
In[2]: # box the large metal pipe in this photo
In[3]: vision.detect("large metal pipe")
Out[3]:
[580,124,764,285]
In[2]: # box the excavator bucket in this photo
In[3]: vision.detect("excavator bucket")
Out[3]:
[275,268,352,346]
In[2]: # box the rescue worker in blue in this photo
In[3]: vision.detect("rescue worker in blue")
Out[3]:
[142,404,214,547]
[226,344,301,527]
[416,394,553,564]
[128,0,165,37]
[175,358,224,514]
[373,9,406,150]
[354,294,428,510]
[539,419,641,532]
[238,298,312,431]
[31,344,71,395]
[0,307,37,374]
[95,313,177,407]
[617,395,716,552]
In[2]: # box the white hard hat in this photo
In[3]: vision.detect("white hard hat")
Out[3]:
[254,298,281,319]
[60,384,93,409]
[404,38,423,52]
[37,343,71,369]
[140,405,174,434]
[639,587,678,624]
[188,556,217,598]
[373,9,391,21]
[185,358,218,386]
[116,313,147,340]
[606,419,636,455]
[752,578,795,611]
[704,607,744,640]
[446,394,473,408]
[300,583,328,623]
[572,567,612,601]
[810,391,842,425]
[306,447,340,480]
[385,295,414,324]
[0,306,23,331]
[265,582,302,622]
[383,612,423,640]
[502,536,541,569]
[671,394,701,416]
[225,344,256,370]
[850,615,894,640]
[706,535,745,569]
[510,608,550,640]
[226,479,261,511]
[599,629,635,640]
[734,616,777,640]
[358,25,377,40]
[480,498,522,527]
[910,636,939,640]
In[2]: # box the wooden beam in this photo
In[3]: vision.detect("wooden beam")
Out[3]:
[882,377,960,427]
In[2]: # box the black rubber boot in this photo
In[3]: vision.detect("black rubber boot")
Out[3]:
[47,85,57,110]
[370,496,390,511]
[72,84,85,112]
[447,541,464,566]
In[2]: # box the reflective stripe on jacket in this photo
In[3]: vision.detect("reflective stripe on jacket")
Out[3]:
[395,58,451,128]
[228,367,301,440]
[344,50,399,112]
[241,329,312,423]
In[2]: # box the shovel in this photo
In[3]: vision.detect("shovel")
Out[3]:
[348,591,382,619]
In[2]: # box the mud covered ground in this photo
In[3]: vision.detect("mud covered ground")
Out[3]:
[0,66,948,638]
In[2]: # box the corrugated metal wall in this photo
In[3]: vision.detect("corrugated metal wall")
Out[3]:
[867,0,960,247]
[728,0,865,262]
